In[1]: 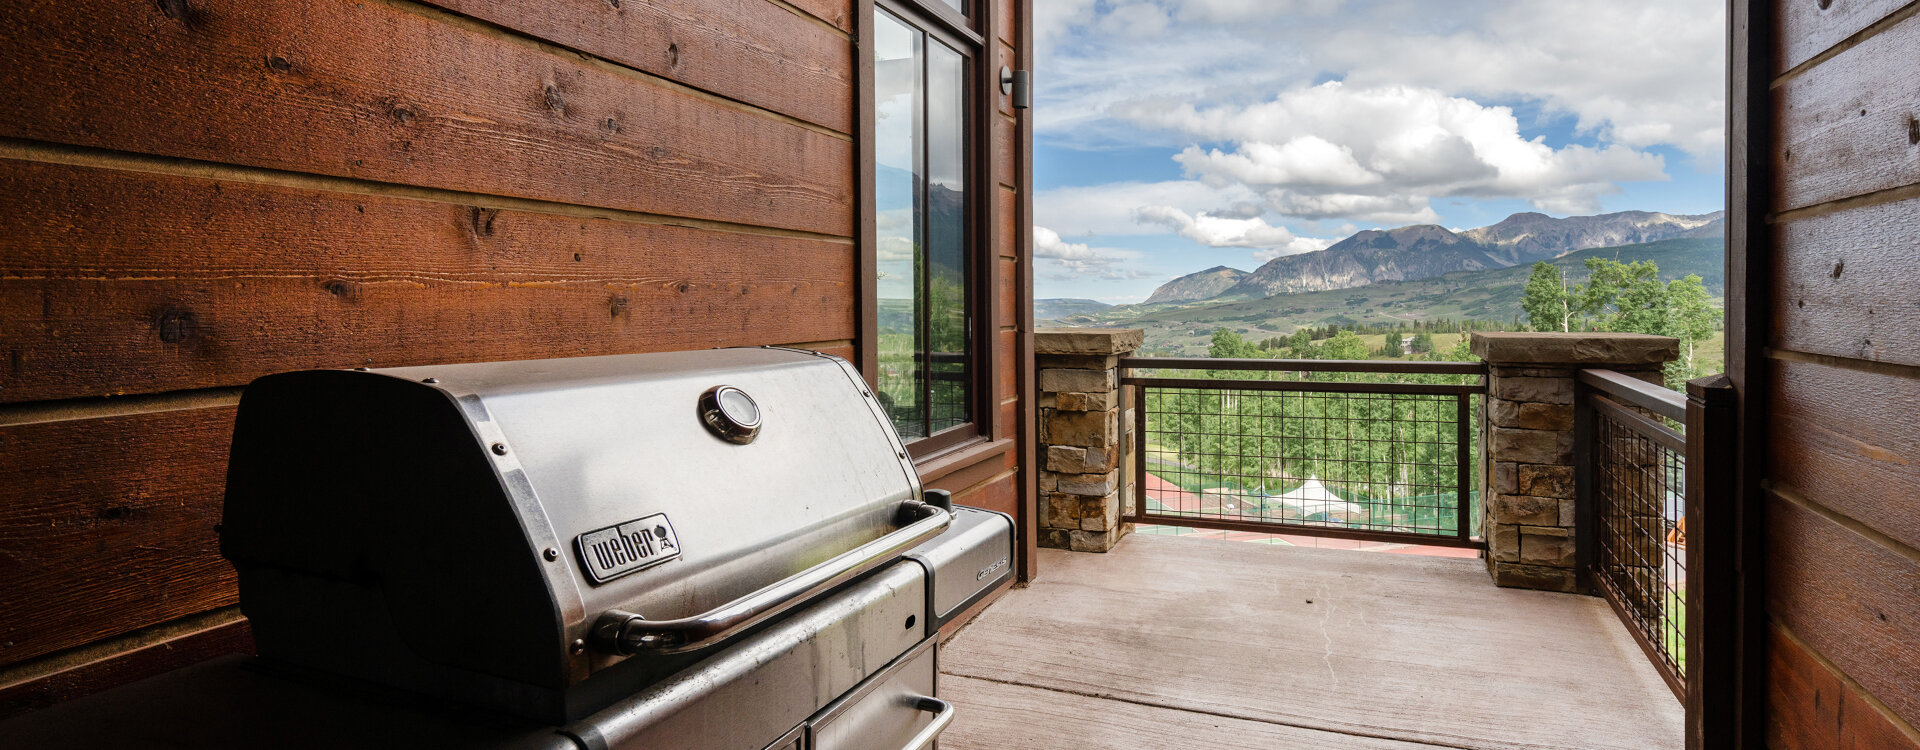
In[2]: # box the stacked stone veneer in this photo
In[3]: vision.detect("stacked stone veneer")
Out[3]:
[1470,332,1679,593]
[1035,328,1143,552]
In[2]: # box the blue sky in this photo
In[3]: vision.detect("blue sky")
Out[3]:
[1029,0,1728,303]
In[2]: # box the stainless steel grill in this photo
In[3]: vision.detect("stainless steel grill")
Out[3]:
[3,348,1014,750]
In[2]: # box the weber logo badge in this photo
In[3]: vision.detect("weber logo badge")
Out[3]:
[576,513,681,584]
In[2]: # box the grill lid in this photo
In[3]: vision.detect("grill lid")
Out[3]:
[221,347,942,721]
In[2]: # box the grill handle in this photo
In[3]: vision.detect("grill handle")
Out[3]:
[900,696,956,750]
[591,499,951,656]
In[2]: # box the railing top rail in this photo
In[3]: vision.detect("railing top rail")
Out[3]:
[1125,376,1481,396]
[1121,356,1487,376]
[1578,368,1685,422]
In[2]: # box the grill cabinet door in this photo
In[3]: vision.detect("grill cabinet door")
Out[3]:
[808,641,943,750]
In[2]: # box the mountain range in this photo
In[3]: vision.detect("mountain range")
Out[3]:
[1146,210,1725,304]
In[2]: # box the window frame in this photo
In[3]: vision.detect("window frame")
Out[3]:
[859,0,999,458]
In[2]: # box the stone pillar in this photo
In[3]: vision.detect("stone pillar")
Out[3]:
[1470,332,1678,592]
[1035,328,1143,552]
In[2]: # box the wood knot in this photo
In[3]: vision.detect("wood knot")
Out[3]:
[1817,0,1832,9]
[605,0,619,7]
[469,206,499,236]
[604,117,621,133]
[155,306,199,344]
[100,506,136,521]
[155,0,197,23]
[322,279,359,299]
[1830,260,1844,279]
[1908,115,1918,145]
[265,55,294,74]
[677,282,692,293]
[542,83,565,113]
[609,294,629,320]
[667,42,680,67]
[387,103,417,125]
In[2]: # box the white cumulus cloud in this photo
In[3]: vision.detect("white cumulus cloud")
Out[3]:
[1034,180,1258,238]
[1034,226,1157,280]
[1119,82,1667,220]
[1035,0,1724,159]
[1133,205,1332,261]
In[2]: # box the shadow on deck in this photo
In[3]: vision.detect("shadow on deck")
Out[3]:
[938,534,1681,749]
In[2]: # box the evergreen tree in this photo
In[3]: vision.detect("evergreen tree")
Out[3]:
[1381,332,1405,357]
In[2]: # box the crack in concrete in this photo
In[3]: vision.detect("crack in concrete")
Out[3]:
[1317,583,1339,690]
[941,671,1570,750]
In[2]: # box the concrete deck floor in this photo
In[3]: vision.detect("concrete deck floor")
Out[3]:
[938,534,1681,750]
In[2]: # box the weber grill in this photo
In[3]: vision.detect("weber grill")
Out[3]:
[2,348,1014,750]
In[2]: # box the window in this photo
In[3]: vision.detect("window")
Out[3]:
[871,1,980,450]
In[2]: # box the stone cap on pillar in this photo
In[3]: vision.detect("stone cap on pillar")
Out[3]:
[1035,328,1144,356]
[1470,331,1679,366]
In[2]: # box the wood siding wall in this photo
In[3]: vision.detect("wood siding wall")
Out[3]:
[1760,1,1920,746]
[0,0,1030,716]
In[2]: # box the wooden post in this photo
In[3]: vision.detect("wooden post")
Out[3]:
[1685,374,1737,749]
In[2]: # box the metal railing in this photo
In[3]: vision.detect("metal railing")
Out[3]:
[1121,357,1487,548]
[1574,369,1733,704]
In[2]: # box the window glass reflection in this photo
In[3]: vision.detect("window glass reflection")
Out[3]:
[873,9,970,442]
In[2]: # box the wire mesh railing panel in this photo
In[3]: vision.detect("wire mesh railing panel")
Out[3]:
[1589,397,1687,692]
[1132,379,1480,546]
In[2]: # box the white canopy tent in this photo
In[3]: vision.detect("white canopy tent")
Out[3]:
[1270,477,1366,522]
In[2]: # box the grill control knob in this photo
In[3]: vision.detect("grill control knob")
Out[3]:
[699,385,761,445]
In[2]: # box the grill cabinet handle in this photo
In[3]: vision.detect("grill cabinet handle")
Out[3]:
[899,696,956,750]
[591,500,951,655]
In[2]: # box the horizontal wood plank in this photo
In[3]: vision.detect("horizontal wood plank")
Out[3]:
[996,0,1018,47]
[952,471,1017,518]
[803,343,856,362]
[0,409,239,668]
[997,186,1019,260]
[0,618,252,720]
[0,160,853,402]
[923,440,1016,497]
[1772,11,1920,211]
[998,259,1018,329]
[421,0,853,132]
[994,114,1018,190]
[781,0,851,33]
[997,329,1018,409]
[1775,0,1912,74]
[0,0,852,235]
[1771,192,1920,365]
[1765,492,1920,728]
[1767,358,1920,550]
[1765,622,1920,749]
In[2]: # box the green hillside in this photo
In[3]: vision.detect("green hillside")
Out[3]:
[1034,298,1115,320]
[1088,238,1723,356]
